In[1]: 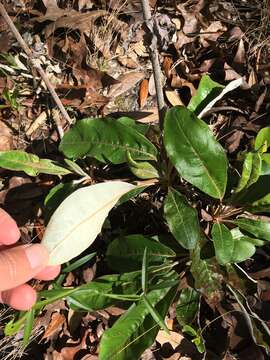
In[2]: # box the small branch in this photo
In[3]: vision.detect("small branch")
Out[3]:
[140,0,166,128]
[0,3,72,132]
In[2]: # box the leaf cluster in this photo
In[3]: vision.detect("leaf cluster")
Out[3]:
[2,75,270,357]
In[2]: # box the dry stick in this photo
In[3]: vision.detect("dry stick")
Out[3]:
[140,0,166,128]
[0,3,72,137]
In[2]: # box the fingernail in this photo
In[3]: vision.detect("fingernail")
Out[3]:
[25,244,48,269]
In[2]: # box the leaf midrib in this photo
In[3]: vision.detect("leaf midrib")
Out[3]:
[63,139,157,160]
[48,188,133,257]
[174,117,223,199]
[0,157,68,172]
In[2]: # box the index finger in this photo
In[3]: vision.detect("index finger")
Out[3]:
[0,208,20,245]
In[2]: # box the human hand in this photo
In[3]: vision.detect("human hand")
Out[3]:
[0,209,60,310]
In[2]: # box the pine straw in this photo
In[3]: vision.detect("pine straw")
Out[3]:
[229,0,270,55]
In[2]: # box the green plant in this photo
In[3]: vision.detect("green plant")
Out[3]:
[2,75,270,357]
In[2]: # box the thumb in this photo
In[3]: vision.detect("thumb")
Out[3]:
[0,244,49,291]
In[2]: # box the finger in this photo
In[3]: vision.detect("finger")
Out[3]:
[0,244,49,291]
[0,208,20,245]
[0,284,37,310]
[35,265,61,281]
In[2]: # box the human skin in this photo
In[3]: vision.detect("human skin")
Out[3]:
[0,208,60,310]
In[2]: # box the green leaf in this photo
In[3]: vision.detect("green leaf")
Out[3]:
[117,185,148,206]
[212,223,234,264]
[0,150,71,176]
[68,272,142,311]
[42,181,135,265]
[126,151,159,179]
[37,272,142,312]
[233,217,270,241]
[235,152,262,193]
[106,234,175,272]
[231,175,270,205]
[212,223,261,265]
[164,188,201,249]
[188,75,224,115]
[99,285,177,360]
[164,107,228,199]
[255,127,270,151]
[59,117,157,163]
[23,309,35,346]
[44,182,78,223]
[117,116,149,135]
[62,252,96,273]
[142,248,149,293]
[64,159,89,177]
[190,245,223,304]
[176,288,200,327]
[182,325,205,353]
[142,294,170,334]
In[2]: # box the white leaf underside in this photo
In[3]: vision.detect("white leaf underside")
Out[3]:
[42,181,135,265]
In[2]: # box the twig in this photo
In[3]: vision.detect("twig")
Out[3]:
[0,3,72,135]
[140,0,166,128]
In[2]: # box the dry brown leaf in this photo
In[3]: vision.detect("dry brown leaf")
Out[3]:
[165,90,184,106]
[131,41,148,57]
[108,72,144,98]
[248,69,257,87]
[234,39,246,65]
[139,79,149,108]
[200,21,227,47]
[36,9,107,38]
[117,55,139,69]
[0,120,13,151]
[163,56,173,80]
[105,306,126,316]
[156,330,184,350]
[224,63,242,81]
[42,312,66,339]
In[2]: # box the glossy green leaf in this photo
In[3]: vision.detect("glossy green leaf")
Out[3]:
[68,272,142,311]
[62,252,96,273]
[255,127,270,151]
[164,188,201,249]
[126,151,159,179]
[188,75,224,115]
[0,150,70,176]
[59,117,157,163]
[37,271,141,312]
[176,288,200,327]
[117,116,149,135]
[212,223,233,265]
[117,185,148,206]
[64,159,89,177]
[233,217,270,241]
[142,294,170,334]
[235,152,262,193]
[106,234,175,272]
[142,248,149,293]
[249,193,270,214]
[164,107,228,199]
[212,224,262,265]
[99,285,177,360]
[42,181,135,265]
[231,175,270,205]
[197,78,244,118]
